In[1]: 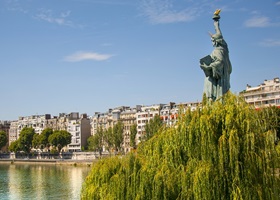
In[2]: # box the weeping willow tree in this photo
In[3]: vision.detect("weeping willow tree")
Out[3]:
[81,93,280,200]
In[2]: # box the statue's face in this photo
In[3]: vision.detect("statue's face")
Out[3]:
[211,38,216,47]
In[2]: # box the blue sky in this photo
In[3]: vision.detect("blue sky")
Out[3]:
[0,0,279,120]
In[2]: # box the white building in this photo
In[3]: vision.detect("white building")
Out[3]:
[136,104,164,143]
[160,101,201,126]
[9,114,51,144]
[65,113,91,152]
[241,77,280,108]
[8,113,91,152]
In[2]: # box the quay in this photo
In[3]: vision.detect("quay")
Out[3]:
[0,158,95,166]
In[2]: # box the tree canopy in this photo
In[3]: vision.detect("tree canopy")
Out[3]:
[144,114,163,141]
[130,124,137,149]
[18,127,35,153]
[112,121,124,152]
[48,130,72,152]
[81,93,280,199]
[0,131,8,150]
[8,140,20,153]
[87,127,104,153]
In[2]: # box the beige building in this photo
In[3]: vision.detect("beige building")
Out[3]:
[91,106,130,136]
[9,114,51,145]
[120,106,141,153]
[8,112,91,152]
[241,77,280,108]
[90,106,132,152]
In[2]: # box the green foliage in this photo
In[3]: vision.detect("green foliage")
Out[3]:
[130,124,137,149]
[48,130,71,152]
[144,114,163,141]
[8,140,20,152]
[40,128,53,148]
[18,127,35,153]
[90,122,125,154]
[50,148,58,154]
[113,121,124,152]
[88,127,104,153]
[258,106,280,140]
[0,131,8,150]
[32,133,41,149]
[103,127,113,151]
[81,93,280,200]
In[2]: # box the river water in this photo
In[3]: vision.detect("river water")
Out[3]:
[0,163,91,200]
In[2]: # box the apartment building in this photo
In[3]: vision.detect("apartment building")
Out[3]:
[91,106,130,136]
[9,121,18,145]
[160,101,201,126]
[120,106,141,152]
[8,112,91,152]
[9,114,51,144]
[136,104,164,144]
[241,77,280,108]
[64,113,91,152]
[160,102,176,126]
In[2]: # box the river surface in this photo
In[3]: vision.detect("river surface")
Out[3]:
[0,163,91,200]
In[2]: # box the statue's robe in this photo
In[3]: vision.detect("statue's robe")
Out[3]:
[203,45,232,101]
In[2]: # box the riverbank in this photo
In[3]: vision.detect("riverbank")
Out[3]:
[0,158,97,166]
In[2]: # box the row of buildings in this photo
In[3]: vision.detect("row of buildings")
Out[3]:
[1,77,280,153]
[5,101,199,153]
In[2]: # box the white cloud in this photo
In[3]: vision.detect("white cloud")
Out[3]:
[276,1,280,6]
[259,39,280,47]
[6,0,29,14]
[244,15,272,28]
[36,9,73,26]
[64,51,114,62]
[140,0,199,24]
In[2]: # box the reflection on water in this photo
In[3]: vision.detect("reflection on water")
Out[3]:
[0,163,90,200]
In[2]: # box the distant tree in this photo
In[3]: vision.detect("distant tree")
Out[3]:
[130,124,137,149]
[48,130,71,152]
[88,127,104,156]
[112,121,124,153]
[60,130,72,146]
[8,140,20,153]
[103,127,113,152]
[40,128,53,148]
[144,114,163,141]
[32,133,41,149]
[18,127,35,153]
[0,131,8,150]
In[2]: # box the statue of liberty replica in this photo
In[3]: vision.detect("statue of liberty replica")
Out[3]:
[200,9,232,101]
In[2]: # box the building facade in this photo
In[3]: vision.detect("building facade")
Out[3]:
[136,104,164,144]
[65,113,91,152]
[120,106,141,153]
[9,114,51,145]
[241,77,280,108]
[8,113,91,152]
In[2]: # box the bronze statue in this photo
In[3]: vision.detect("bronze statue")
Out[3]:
[200,9,232,101]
